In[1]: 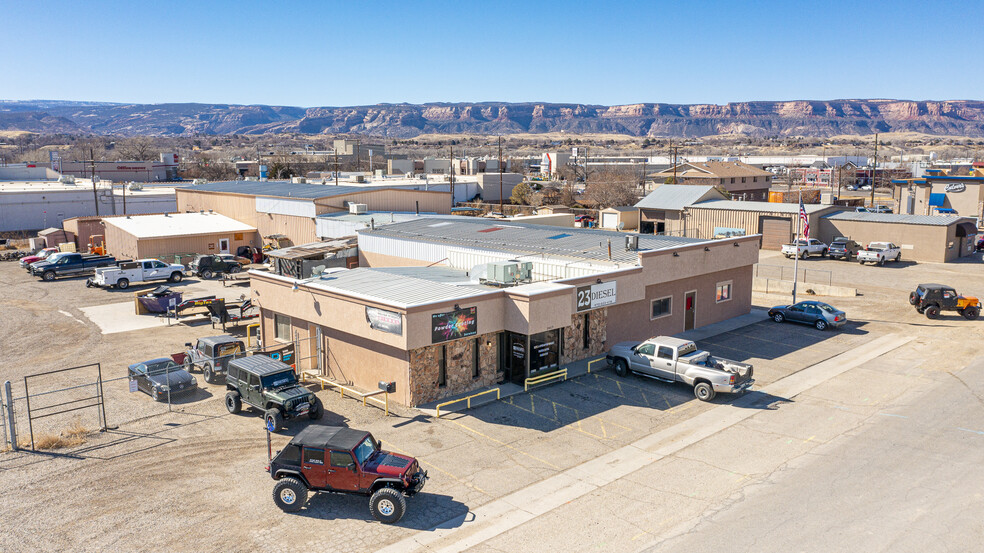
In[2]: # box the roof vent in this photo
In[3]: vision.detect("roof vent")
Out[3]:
[208,209,213,214]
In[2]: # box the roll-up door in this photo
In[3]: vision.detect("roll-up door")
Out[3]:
[760,216,791,250]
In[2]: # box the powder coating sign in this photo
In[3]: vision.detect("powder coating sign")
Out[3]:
[366,306,403,335]
[576,281,617,312]
[432,307,478,343]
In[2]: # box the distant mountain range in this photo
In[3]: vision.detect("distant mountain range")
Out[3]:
[2,99,984,138]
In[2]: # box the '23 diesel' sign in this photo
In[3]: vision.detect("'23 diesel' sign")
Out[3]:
[576,281,617,312]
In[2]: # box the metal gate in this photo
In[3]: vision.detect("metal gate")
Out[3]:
[760,216,792,250]
[23,364,107,451]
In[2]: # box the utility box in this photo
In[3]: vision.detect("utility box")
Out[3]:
[483,260,533,286]
[349,203,368,214]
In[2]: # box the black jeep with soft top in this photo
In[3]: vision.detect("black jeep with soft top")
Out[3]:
[269,426,427,524]
[225,355,323,431]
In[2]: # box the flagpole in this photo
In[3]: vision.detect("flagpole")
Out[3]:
[792,190,801,304]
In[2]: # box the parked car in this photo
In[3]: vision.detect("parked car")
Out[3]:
[781,239,828,259]
[188,254,244,279]
[87,259,185,289]
[219,253,253,266]
[127,358,197,401]
[19,247,59,269]
[858,242,901,265]
[827,237,861,261]
[268,426,427,523]
[606,336,754,401]
[768,300,847,331]
[181,335,246,383]
[224,355,322,431]
[909,283,980,320]
[30,253,117,281]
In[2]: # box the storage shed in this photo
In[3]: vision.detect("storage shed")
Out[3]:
[819,212,978,262]
[635,184,728,235]
[599,206,640,230]
[103,212,259,261]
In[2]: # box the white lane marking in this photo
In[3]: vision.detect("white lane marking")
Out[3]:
[58,309,87,325]
[956,427,984,436]
[376,333,911,553]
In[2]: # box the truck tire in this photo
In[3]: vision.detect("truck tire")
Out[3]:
[822,248,828,257]
[42,270,56,281]
[225,391,242,414]
[815,319,828,331]
[895,253,901,262]
[230,265,241,274]
[908,292,919,305]
[858,260,865,265]
[265,409,283,432]
[202,363,215,384]
[369,487,406,524]
[86,279,93,288]
[169,272,183,283]
[201,269,213,279]
[308,397,323,420]
[614,359,628,377]
[117,278,130,289]
[273,477,307,513]
[800,251,807,260]
[772,312,785,323]
[694,381,715,402]
[962,307,979,320]
[925,305,940,319]
[878,257,885,266]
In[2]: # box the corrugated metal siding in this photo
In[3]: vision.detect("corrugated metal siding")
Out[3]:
[447,247,608,281]
[136,231,260,261]
[358,233,448,264]
[315,189,451,215]
[686,208,765,240]
[316,218,365,239]
[255,197,317,218]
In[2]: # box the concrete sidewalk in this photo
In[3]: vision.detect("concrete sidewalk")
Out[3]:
[416,308,769,417]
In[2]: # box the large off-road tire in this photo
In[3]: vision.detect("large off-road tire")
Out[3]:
[962,306,979,320]
[169,272,183,283]
[200,269,214,279]
[925,305,940,319]
[308,396,323,420]
[908,292,919,305]
[116,278,130,290]
[273,477,308,513]
[265,409,283,432]
[202,363,215,384]
[614,359,628,377]
[772,312,785,323]
[229,265,241,274]
[694,381,716,402]
[42,270,56,281]
[369,487,406,524]
[815,318,828,331]
[225,391,242,414]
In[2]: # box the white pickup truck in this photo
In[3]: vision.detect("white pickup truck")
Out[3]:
[781,239,828,259]
[606,336,754,401]
[87,259,186,289]
[857,242,901,265]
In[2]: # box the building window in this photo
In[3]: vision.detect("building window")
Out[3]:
[741,177,746,183]
[438,345,447,387]
[716,281,733,303]
[731,178,735,184]
[472,339,480,379]
[651,297,672,319]
[753,176,758,182]
[582,313,590,350]
[274,314,291,341]
[766,176,771,182]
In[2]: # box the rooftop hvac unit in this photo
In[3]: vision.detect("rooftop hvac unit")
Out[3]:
[349,203,368,215]
[625,235,639,251]
[127,182,143,191]
[481,260,533,286]
[193,178,208,185]
[58,175,76,184]
[353,175,365,183]
[291,177,307,184]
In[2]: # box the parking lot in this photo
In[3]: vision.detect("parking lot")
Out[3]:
[2,250,984,552]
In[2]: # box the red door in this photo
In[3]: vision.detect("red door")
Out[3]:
[301,448,327,488]
[328,450,361,491]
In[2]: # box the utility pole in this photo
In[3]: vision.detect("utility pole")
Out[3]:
[673,146,678,184]
[449,145,454,212]
[356,139,361,172]
[90,147,100,216]
[498,136,504,213]
[334,149,339,185]
[870,133,878,207]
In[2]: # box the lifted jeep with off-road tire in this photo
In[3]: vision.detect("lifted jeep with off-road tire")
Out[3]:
[268,426,428,524]
[909,283,981,320]
[225,355,323,431]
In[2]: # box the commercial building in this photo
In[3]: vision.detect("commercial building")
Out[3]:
[175,180,452,246]
[685,201,843,248]
[250,218,760,407]
[650,161,774,200]
[898,171,984,219]
[56,154,180,182]
[819,212,978,262]
[102,212,259,261]
[635,184,729,235]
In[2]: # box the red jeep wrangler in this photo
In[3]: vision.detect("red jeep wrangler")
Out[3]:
[268,426,427,523]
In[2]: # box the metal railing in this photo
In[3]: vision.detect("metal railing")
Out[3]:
[525,368,568,391]
[587,357,609,373]
[302,373,390,416]
[435,388,501,418]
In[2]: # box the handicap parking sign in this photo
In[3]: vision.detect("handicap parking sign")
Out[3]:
[266,419,276,432]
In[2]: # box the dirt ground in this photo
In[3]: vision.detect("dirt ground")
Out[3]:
[1,250,983,553]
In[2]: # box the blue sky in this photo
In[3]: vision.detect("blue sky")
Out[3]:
[1,0,980,107]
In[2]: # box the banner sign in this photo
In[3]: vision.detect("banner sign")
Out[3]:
[366,306,403,336]
[576,281,617,312]
[432,307,478,343]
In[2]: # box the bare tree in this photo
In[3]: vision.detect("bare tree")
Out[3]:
[584,167,639,208]
[116,137,157,160]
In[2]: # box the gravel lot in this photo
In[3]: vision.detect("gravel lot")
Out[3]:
[1,250,983,553]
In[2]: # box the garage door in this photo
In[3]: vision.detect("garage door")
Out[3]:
[601,212,619,229]
[760,217,791,250]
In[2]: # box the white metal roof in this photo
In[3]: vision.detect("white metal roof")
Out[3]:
[635,185,725,210]
[103,212,256,239]
[304,267,496,307]
[824,212,978,226]
[690,200,840,214]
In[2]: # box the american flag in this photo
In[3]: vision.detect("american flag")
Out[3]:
[799,199,810,240]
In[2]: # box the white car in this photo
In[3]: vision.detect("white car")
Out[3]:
[88,259,186,289]
[858,242,901,265]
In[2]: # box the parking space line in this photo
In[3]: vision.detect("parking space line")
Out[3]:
[443,418,560,470]
[384,442,493,498]
[501,393,634,441]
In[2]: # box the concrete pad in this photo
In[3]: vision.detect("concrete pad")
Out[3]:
[79,301,169,334]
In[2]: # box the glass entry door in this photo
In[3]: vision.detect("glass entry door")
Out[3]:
[529,329,560,377]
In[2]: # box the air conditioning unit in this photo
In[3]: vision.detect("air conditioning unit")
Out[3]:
[482,260,533,286]
[193,178,208,185]
[291,177,307,184]
[625,235,639,251]
[58,175,76,184]
[353,175,365,183]
[349,203,368,214]
[127,182,143,191]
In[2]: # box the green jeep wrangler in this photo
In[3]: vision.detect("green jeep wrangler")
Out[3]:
[225,355,323,431]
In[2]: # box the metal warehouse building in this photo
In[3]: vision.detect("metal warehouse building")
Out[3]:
[685,200,844,249]
[103,212,259,261]
[174,180,452,246]
[819,212,978,262]
[250,218,761,407]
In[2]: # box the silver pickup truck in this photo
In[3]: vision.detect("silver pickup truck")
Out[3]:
[606,336,754,401]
